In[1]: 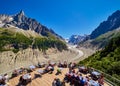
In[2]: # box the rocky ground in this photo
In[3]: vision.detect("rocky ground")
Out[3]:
[0,48,78,74]
[78,47,96,60]
[0,45,95,74]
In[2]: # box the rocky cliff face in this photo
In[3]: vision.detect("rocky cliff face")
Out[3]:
[78,10,120,50]
[79,28,120,50]
[0,48,49,74]
[90,10,120,39]
[0,47,78,74]
[0,10,63,39]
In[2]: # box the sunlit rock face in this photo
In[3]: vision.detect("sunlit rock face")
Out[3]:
[0,10,63,39]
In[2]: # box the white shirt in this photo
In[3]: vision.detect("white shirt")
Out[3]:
[79,76,82,80]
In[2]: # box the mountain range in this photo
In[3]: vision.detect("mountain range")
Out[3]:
[0,10,63,40]
[0,10,67,52]
[78,10,120,49]
[90,10,120,39]
[68,35,88,45]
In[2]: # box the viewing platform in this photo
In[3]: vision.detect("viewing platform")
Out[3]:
[0,62,111,86]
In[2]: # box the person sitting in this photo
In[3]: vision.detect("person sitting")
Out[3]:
[58,61,62,67]
[12,69,18,78]
[0,76,6,85]
[63,61,67,68]
[52,78,57,86]
[18,75,24,85]
[86,78,91,86]
[61,80,66,86]
[44,66,49,73]
[50,62,56,67]
[56,68,62,75]
[56,78,62,86]
[73,63,76,68]
[64,73,69,82]
[74,73,80,86]
[21,75,27,85]
[52,78,62,86]
[48,66,54,74]
[38,62,46,68]
[18,67,24,74]
[68,62,72,69]
[72,69,75,74]
[98,73,104,86]
[27,73,31,81]
[3,73,9,83]
[80,77,85,86]
[38,62,41,68]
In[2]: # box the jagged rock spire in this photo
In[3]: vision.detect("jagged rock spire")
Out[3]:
[13,10,26,22]
[19,10,25,16]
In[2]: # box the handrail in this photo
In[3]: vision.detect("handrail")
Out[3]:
[93,68,120,86]
[78,64,120,86]
[105,78,115,86]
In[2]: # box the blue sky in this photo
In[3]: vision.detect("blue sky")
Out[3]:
[0,0,120,38]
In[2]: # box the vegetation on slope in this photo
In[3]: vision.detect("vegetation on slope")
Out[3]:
[91,28,120,48]
[79,28,120,49]
[79,35,120,80]
[33,37,67,52]
[0,28,67,53]
[0,28,32,52]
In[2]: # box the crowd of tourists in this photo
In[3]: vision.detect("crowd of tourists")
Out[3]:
[52,61,104,86]
[63,68,104,86]
[0,61,104,86]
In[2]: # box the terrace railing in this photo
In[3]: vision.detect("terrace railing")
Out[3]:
[92,68,120,86]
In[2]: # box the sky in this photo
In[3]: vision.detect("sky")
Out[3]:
[0,0,120,38]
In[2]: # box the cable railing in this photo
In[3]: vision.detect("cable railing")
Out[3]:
[92,68,120,86]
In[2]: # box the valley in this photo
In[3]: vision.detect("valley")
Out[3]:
[0,9,120,86]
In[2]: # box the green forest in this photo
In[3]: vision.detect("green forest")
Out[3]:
[0,28,67,53]
[79,35,120,80]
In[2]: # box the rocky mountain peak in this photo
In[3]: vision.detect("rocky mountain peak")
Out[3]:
[107,10,120,22]
[0,10,63,40]
[19,10,25,16]
[68,35,88,45]
[90,10,120,39]
[13,10,26,23]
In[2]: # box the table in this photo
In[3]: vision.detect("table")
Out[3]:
[38,69,44,74]
[29,65,35,69]
[92,71,100,76]
[89,80,99,86]
[23,74,31,79]
[79,66,85,70]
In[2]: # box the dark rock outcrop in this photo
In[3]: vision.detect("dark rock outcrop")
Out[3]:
[90,10,120,39]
